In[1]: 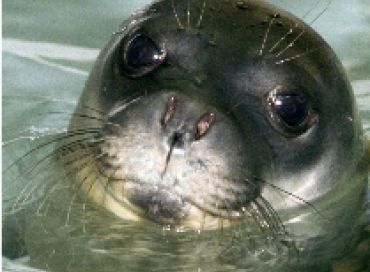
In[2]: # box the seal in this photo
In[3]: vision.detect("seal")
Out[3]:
[4,0,369,271]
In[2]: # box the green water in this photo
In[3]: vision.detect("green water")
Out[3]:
[2,0,370,271]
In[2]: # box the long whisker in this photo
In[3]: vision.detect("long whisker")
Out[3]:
[242,178,282,235]
[76,104,105,115]
[196,0,207,28]
[258,196,299,256]
[3,110,105,148]
[255,177,328,220]
[301,0,323,19]
[36,181,67,216]
[276,48,320,65]
[39,111,103,122]
[257,196,286,235]
[64,159,95,226]
[172,0,185,29]
[80,171,103,227]
[268,26,295,54]
[259,17,276,56]
[269,0,329,54]
[254,197,281,235]
[13,152,95,214]
[247,202,275,237]
[275,29,305,58]
[73,162,102,233]
[9,136,97,211]
[3,128,100,173]
[187,0,191,29]
[35,151,93,217]
[35,146,100,219]
[41,111,121,129]
[308,0,333,26]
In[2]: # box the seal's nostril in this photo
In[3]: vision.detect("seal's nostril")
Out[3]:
[161,96,176,126]
[195,112,215,140]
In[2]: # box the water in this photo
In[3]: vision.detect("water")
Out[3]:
[2,0,369,271]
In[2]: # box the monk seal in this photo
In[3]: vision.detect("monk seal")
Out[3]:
[3,0,369,271]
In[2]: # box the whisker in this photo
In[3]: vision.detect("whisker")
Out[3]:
[255,177,328,220]
[2,128,68,147]
[102,173,114,207]
[259,17,276,56]
[36,180,70,216]
[107,95,143,118]
[94,160,122,182]
[254,198,280,235]
[81,173,101,225]
[308,0,333,26]
[42,111,122,129]
[66,159,100,233]
[61,156,98,226]
[82,202,87,233]
[247,202,273,237]
[9,136,96,211]
[36,151,97,219]
[260,197,299,256]
[3,128,100,173]
[64,165,92,226]
[187,1,191,29]
[40,111,103,121]
[77,104,105,115]
[268,26,295,54]
[276,48,320,65]
[172,0,185,29]
[15,158,92,214]
[275,29,305,58]
[6,177,46,214]
[269,0,329,54]
[301,0,323,19]
[196,0,207,28]
[259,197,299,257]
[258,196,286,235]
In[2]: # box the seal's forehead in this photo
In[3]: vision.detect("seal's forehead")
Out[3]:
[128,0,322,60]
[142,0,299,34]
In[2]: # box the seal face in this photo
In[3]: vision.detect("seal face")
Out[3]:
[50,0,368,270]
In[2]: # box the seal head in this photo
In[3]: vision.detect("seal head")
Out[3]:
[64,0,368,269]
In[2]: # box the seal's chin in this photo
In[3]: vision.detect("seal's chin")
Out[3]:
[123,182,191,223]
[104,178,254,229]
[122,178,264,223]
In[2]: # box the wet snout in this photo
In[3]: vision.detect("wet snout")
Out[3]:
[99,91,268,224]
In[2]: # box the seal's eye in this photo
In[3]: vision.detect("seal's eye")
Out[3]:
[121,34,166,77]
[274,93,308,127]
[267,89,316,136]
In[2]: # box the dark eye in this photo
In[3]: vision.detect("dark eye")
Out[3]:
[274,93,308,127]
[267,89,316,135]
[120,34,166,77]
